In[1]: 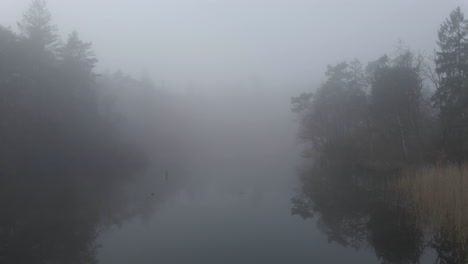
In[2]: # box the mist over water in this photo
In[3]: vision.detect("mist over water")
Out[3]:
[95,95,377,264]
[1,1,467,263]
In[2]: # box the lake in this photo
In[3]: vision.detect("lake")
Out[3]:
[96,156,386,264]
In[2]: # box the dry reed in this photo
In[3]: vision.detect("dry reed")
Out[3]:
[396,163,468,247]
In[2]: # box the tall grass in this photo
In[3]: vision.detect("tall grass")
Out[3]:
[396,163,468,248]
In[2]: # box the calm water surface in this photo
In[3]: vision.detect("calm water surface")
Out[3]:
[97,161,381,264]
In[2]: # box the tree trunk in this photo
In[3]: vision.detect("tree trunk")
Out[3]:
[397,113,408,160]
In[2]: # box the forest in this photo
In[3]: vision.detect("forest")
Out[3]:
[291,7,468,263]
[0,1,183,263]
[1,1,467,264]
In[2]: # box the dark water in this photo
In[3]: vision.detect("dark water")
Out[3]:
[93,102,446,263]
[96,161,384,264]
[2,99,455,263]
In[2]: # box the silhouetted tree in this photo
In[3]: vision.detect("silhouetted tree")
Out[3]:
[17,0,58,52]
[292,61,368,164]
[368,50,424,162]
[433,7,468,160]
[0,2,155,263]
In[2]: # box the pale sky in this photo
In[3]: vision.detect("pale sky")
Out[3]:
[1,0,466,92]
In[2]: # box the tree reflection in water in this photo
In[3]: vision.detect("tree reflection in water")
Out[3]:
[290,162,465,264]
[0,162,159,264]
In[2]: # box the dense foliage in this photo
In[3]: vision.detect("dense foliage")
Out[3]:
[292,7,468,264]
[293,8,468,166]
[0,1,170,263]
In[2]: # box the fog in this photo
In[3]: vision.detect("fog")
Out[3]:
[2,0,463,88]
[1,1,467,263]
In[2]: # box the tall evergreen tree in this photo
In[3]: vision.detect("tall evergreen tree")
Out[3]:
[17,0,58,51]
[60,31,97,74]
[433,7,468,160]
[58,31,99,129]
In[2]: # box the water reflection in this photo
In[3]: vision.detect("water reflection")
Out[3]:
[289,163,465,264]
[0,163,160,264]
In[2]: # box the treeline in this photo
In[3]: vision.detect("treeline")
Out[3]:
[292,7,468,167]
[0,1,172,263]
[291,7,468,263]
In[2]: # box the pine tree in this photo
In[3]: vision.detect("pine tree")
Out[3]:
[17,0,58,51]
[60,31,97,74]
[433,7,468,160]
[58,31,99,127]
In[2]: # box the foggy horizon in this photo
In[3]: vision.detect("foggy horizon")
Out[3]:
[3,0,465,93]
[1,1,467,263]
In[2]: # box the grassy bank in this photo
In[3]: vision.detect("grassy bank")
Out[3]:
[396,164,468,248]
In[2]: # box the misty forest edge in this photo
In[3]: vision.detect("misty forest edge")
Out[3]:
[0,1,466,264]
[291,6,468,264]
